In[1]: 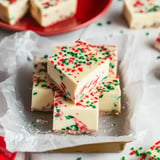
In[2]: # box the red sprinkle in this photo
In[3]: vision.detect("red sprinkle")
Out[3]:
[130,150,136,155]
[156,38,160,43]
[134,0,143,7]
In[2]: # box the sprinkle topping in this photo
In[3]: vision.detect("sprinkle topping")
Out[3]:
[50,42,107,82]
[131,0,160,13]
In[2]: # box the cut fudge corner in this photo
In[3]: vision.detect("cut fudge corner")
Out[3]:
[52,89,99,134]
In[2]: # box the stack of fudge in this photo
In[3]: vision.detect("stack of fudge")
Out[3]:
[0,0,77,26]
[31,40,121,134]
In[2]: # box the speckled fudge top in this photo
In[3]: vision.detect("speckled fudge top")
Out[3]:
[49,42,108,83]
[126,0,160,13]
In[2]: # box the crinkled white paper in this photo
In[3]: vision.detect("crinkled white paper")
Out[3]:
[0,31,144,152]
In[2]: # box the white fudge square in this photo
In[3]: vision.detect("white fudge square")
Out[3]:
[30,0,77,27]
[31,74,58,111]
[0,0,29,25]
[154,36,160,51]
[97,75,121,115]
[123,0,160,29]
[47,43,109,103]
[53,90,99,134]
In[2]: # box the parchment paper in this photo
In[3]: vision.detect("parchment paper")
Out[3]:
[0,31,143,152]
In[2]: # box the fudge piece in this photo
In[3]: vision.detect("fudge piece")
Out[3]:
[53,90,99,134]
[154,36,160,51]
[31,74,58,111]
[97,75,121,115]
[0,0,29,25]
[47,43,109,102]
[146,141,160,160]
[123,0,160,29]
[30,0,78,27]
[34,55,48,74]
[75,40,118,76]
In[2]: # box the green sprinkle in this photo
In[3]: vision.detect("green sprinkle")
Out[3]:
[71,124,79,131]
[139,152,146,156]
[146,32,150,36]
[148,5,160,12]
[55,115,59,118]
[35,83,39,87]
[97,22,103,26]
[65,115,74,120]
[120,30,124,34]
[33,92,37,95]
[92,105,96,109]
[109,62,115,69]
[43,55,48,59]
[106,20,112,25]
[99,94,103,98]
[60,75,63,80]
[131,147,134,150]
[41,84,48,88]
[157,56,160,59]
[77,157,82,160]
[136,150,139,156]
[80,93,84,99]
[44,6,49,9]
[101,76,108,82]
[139,147,143,150]
[117,96,121,100]
[114,103,117,107]
[121,156,125,160]
[27,56,32,61]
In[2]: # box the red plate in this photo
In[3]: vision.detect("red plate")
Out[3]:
[0,0,113,36]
